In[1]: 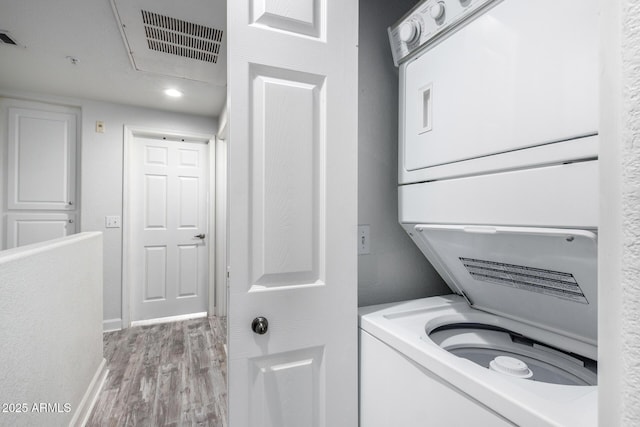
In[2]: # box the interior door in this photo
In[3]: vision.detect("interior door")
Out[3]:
[130,135,209,322]
[7,106,76,210]
[227,0,359,426]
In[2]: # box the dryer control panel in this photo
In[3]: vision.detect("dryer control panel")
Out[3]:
[388,0,500,66]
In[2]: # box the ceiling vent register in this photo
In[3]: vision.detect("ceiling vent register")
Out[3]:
[141,10,223,63]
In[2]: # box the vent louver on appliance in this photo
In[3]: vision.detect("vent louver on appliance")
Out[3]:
[141,10,223,63]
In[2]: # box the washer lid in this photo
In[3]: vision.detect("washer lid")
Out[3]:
[411,224,597,346]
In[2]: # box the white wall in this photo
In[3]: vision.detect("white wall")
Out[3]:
[0,232,105,426]
[358,0,449,307]
[0,89,218,330]
[599,1,640,424]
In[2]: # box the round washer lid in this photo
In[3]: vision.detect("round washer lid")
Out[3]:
[410,224,597,347]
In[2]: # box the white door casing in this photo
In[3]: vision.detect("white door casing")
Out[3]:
[215,137,228,317]
[129,133,209,322]
[227,0,359,426]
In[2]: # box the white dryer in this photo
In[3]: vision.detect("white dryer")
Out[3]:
[359,0,599,426]
[392,0,598,184]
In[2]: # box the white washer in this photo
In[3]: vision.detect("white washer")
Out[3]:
[360,226,598,426]
[360,294,597,427]
[359,0,599,425]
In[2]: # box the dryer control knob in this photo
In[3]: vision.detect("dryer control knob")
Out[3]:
[430,2,446,20]
[399,21,420,44]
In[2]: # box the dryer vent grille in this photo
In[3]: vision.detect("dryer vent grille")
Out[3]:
[141,10,223,63]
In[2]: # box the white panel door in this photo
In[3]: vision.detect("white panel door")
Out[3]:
[130,136,209,321]
[6,213,76,248]
[7,107,76,210]
[228,0,358,426]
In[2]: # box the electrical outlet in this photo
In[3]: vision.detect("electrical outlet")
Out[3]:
[358,225,370,255]
[105,215,121,228]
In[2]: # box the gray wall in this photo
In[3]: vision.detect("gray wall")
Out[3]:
[358,0,449,307]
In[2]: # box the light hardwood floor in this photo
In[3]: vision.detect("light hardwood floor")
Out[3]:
[87,316,227,427]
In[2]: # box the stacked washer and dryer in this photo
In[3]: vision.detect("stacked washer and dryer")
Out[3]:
[359,0,598,426]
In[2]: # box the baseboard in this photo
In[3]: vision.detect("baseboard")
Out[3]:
[69,358,108,427]
[103,318,122,332]
[130,311,208,327]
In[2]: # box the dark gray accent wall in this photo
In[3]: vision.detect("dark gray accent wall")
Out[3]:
[358,0,449,307]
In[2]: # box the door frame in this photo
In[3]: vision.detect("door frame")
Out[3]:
[122,125,215,328]
[213,104,228,318]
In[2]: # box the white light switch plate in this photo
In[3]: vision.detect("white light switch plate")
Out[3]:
[105,215,121,228]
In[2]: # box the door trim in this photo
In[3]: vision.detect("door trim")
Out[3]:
[122,125,215,328]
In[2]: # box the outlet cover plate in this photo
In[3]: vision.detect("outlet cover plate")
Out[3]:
[105,215,121,228]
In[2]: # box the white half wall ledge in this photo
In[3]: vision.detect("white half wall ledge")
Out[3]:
[0,232,105,427]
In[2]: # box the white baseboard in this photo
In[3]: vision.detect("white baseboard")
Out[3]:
[130,311,208,327]
[69,358,108,427]
[102,318,122,332]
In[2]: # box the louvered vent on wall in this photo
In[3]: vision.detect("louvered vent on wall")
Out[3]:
[141,10,223,64]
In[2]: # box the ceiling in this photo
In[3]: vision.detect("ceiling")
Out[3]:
[0,0,227,117]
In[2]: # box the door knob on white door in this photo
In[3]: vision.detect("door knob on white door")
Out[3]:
[194,233,206,239]
[251,317,269,334]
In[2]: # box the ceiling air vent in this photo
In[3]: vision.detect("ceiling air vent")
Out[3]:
[141,10,223,64]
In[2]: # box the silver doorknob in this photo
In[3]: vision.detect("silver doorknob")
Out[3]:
[194,233,205,239]
[251,317,269,335]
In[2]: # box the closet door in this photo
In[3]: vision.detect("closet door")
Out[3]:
[7,107,76,211]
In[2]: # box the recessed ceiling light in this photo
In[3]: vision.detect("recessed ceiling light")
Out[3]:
[164,88,183,98]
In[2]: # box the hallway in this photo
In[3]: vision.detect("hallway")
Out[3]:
[87,317,227,426]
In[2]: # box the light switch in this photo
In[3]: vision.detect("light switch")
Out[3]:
[358,225,370,255]
[96,121,105,133]
[105,215,121,228]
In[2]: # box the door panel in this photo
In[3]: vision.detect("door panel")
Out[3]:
[251,66,323,288]
[228,0,358,425]
[6,213,76,248]
[131,136,209,321]
[249,346,325,427]
[145,175,167,228]
[178,244,199,297]
[178,177,199,227]
[7,107,76,210]
[144,246,167,300]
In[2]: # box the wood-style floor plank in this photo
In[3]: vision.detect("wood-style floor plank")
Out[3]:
[87,316,227,427]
